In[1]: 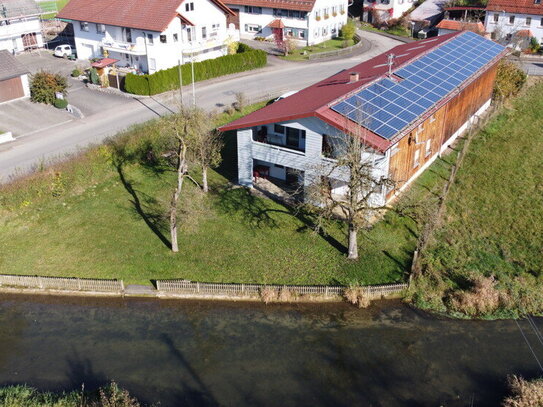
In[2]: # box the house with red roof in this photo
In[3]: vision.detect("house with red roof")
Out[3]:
[224,0,348,45]
[220,31,506,205]
[484,0,543,48]
[436,19,485,36]
[57,0,238,74]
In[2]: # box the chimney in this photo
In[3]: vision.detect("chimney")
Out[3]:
[349,72,359,83]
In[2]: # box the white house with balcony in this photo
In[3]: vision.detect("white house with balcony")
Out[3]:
[484,0,543,48]
[57,0,238,74]
[0,0,44,54]
[362,0,417,23]
[225,0,349,46]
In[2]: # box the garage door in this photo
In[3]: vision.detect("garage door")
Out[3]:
[0,76,24,103]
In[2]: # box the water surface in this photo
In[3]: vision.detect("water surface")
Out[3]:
[0,294,540,406]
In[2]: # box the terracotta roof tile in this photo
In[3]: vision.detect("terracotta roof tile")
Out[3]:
[267,18,285,28]
[436,19,485,33]
[57,0,234,32]
[226,0,316,12]
[486,0,543,16]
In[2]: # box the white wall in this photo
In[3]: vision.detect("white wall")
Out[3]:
[0,17,43,53]
[362,0,416,22]
[485,11,543,45]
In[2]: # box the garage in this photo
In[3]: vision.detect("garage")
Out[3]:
[0,50,30,104]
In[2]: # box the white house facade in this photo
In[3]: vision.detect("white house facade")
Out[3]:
[0,0,44,54]
[225,0,349,46]
[58,0,238,74]
[362,0,417,23]
[484,0,543,46]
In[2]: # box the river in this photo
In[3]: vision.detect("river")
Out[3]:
[0,293,540,406]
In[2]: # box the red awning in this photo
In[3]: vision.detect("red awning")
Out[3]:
[91,58,119,68]
[267,19,285,29]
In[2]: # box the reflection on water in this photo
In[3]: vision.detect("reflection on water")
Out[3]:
[0,294,540,406]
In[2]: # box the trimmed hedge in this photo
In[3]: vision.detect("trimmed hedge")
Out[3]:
[125,46,267,96]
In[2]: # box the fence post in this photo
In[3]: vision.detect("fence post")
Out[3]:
[38,276,43,289]
[156,280,161,291]
[196,282,200,293]
[120,280,125,292]
[241,283,245,293]
[325,286,329,298]
[77,278,81,291]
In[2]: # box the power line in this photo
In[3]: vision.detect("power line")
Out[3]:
[527,315,543,347]
[515,319,543,374]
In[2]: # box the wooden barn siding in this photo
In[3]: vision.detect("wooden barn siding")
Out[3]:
[387,62,498,193]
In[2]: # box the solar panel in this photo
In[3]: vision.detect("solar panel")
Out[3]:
[330,31,505,140]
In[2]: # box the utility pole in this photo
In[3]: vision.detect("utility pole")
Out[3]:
[177,59,183,105]
[191,49,196,106]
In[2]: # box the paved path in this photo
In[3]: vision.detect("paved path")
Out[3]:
[0,31,401,182]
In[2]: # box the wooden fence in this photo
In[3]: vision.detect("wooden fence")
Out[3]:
[308,34,364,60]
[156,280,408,299]
[0,274,124,293]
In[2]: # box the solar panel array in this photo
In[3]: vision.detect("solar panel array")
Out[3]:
[330,31,505,140]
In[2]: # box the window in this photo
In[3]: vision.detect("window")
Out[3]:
[185,2,194,11]
[123,27,132,42]
[124,53,129,60]
[160,34,167,43]
[173,33,178,42]
[425,139,432,157]
[244,6,262,14]
[493,13,499,23]
[147,33,154,44]
[509,15,515,24]
[245,24,261,33]
[299,29,306,39]
[413,149,420,168]
[381,0,390,4]
[149,57,156,70]
[274,124,285,134]
[286,127,305,148]
[187,27,193,42]
[526,17,532,26]
[536,0,541,4]
[541,17,543,26]
[96,23,105,34]
[80,21,89,32]
[202,26,207,39]
[322,134,333,158]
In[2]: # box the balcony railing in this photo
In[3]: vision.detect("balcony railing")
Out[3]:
[253,132,305,154]
[101,39,145,55]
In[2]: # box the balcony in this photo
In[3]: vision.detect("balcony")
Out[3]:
[101,39,146,55]
[252,127,305,154]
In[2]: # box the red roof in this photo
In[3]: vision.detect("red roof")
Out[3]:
[91,58,119,68]
[226,0,316,12]
[58,0,234,32]
[486,0,543,16]
[436,19,485,33]
[267,19,285,28]
[220,32,505,152]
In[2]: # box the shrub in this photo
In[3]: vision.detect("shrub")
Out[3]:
[503,376,543,407]
[494,60,527,102]
[89,67,100,85]
[125,47,267,96]
[448,275,506,317]
[260,286,277,304]
[54,98,68,109]
[71,68,82,77]
[234,92,246,112]
[530,37,541,53]
[30,71,68,104]
[344,286,371,308]
[340,21,356,42]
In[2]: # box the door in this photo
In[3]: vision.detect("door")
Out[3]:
[0,77,25,103]
[227,8,240,29]
[273,27,283,42]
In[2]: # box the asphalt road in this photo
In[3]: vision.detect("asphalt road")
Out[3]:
[0,31,401,182]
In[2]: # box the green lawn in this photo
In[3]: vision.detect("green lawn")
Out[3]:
[280,37,356,61]
[38,0,69,19]
[411,80,543,317]
[0,101,444,286]
[359,23,413,39]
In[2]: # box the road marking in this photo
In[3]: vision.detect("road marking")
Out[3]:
[19,119,74,139]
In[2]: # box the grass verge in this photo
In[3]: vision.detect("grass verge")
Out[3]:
[280,37,356,61]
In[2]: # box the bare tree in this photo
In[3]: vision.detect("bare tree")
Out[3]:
[162,107,209,252]
[305,125,395,260]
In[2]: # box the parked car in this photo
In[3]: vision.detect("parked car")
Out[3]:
[54,44,73,58]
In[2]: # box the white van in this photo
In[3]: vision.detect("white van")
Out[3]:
[54,44,73,58]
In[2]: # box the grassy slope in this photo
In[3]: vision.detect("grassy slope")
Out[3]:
[413,80,543,314]
[0,102,430,286]
[281,37,355,61]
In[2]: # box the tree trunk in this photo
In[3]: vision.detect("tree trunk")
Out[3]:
[202,165,208,193]
[170,136,186,253]
[347,223,358,260]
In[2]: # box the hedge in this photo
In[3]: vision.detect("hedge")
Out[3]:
[125,46,267,96]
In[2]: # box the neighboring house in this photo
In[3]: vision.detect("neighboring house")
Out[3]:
[57,0,238,74]
[0,0,44,54]
[0,50,30,103]
[362,0,417,23]
[484,0,543,48]
[436,19,485,36]
[220,31,506,207]
[224,0,349,46]
[408,0,447,37]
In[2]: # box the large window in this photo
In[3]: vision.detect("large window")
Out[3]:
[286,127,306,149]
[244,6,262,14]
